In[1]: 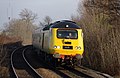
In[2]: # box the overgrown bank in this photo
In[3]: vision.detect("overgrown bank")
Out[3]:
[0,35,22,77]
[73,0,120,77]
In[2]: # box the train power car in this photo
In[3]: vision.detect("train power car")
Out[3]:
[32,20,84,66]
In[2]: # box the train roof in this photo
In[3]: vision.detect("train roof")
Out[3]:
[43,20,80,31]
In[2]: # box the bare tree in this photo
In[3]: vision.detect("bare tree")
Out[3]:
[6,9,37,44]
[19,8,37,23]
[73,0,120,76]
[19,9,37,44]
[39,16,52,28]
[44,16,52,25]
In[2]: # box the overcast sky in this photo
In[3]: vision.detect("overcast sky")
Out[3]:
[0,0,80,29]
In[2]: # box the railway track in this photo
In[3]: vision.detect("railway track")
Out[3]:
[10,46,113,78]
[76,66,113,78]
[60,66,93,78]
[35,51,107,78]
[10,46,43,78]
[62,66,112,78]
[34,49,113,78]
[38,56,93,78]
[10,47,21,78]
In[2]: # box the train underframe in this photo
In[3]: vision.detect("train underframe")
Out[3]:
[53,55,82,67]
[36,49,82,67]
[53,54,82,67]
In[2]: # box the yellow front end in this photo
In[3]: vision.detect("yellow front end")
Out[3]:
[49,28,84,57]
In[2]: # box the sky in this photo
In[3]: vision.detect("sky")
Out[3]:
[0,0,80,29]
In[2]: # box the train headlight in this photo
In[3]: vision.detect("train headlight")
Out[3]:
[53,46,60,49]
[57,46,60,49]
[53,46,57,49]
[75,46,81,50]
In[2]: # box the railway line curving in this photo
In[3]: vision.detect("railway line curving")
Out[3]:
[10,45,113,78]
[22,47,43,78]
[10,47,21,78]
[34,49,113,78]
[10,46,43,78]
[35,49,109,78]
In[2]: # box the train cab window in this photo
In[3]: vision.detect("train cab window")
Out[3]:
[57,30,78,39]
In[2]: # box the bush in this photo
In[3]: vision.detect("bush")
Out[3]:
[73,0,120,76]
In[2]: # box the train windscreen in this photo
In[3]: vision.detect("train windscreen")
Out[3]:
[57,29,78,39]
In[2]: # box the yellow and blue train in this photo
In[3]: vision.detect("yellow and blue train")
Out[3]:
[32,20,84,66]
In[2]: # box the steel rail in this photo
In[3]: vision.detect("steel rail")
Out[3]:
[10,47,23,78]
[78,66,113,78]
[22,47,43,78]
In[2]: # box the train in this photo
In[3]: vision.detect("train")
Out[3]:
[32,20,84,66]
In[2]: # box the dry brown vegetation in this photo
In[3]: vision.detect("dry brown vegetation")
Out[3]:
[0,8,53,77]
[0,32,22,77]
[4,9,37,45]
[72,0,120,76]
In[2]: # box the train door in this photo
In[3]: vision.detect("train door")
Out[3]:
[42,33,44,49]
